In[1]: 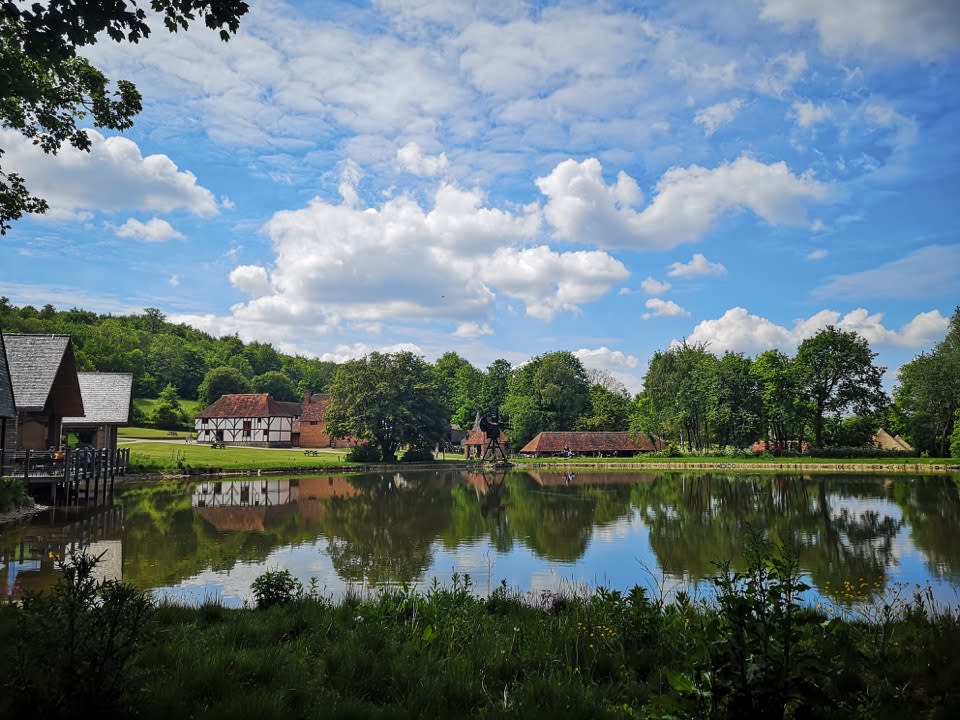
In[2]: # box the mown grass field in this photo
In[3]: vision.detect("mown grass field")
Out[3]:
[121,440,360,472]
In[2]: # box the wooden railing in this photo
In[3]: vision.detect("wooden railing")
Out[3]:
[0,447,130,486]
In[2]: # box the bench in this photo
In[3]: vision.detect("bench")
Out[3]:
[303,449,319,456]
[211,442,226,449]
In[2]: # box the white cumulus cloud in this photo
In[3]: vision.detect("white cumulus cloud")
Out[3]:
[694,99,742,135]
[537,155,829,250]
[0,129,219,218]
[761,0,960,60]
[683,306,950,354]
[641,277,672,295]
[397,142,449,176]
[454,321,493,338]
[643,298,690,319]
[230,265,274,299]
[791,101,832,128]
[668,253,727,277]
[116,217,185,242]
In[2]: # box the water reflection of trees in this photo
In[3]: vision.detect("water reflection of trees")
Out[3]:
[892,477,960,582]
[322,473,451,584]
[442,471,636,562]
[13,470,956,601]
[630,473,907,600]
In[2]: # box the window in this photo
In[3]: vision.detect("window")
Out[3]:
[242,420,252,438]
[201,418,208,425]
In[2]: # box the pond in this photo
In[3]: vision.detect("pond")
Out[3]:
[2,468,960,611]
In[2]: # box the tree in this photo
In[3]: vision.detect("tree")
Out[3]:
[242,341,282,377]
[952,408,960,458]
[708,351,761,450]
[251,370,297,402]
[577,383,632,432]
[478,358,512,415]
[794,326,887,448]
[151,383,184,429]
[1,1,249,232]
[751,349,806,452]
[894,307,960,456]
[325,351,449,462]
[502,351,589,447]
[432,352,483,429]
[197,365,250,406]
[642,341,716,451]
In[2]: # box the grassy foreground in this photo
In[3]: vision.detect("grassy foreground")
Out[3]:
[2,544,959,720]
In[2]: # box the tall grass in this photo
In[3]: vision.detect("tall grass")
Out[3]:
[3,545,960,719]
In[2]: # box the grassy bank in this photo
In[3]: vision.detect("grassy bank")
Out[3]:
[116,439,956,476]
[121,440,364,473]
[2,544,958,719]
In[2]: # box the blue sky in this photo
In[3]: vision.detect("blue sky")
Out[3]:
[2,0,959,394]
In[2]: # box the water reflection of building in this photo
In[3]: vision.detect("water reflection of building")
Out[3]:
[192,477,361,532]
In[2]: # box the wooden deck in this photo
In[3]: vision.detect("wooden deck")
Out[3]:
[0,447,130,506]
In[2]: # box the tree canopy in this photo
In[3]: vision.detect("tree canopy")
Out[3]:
[794,326,887,448]
[325,351,449,462]
[0,0,249,232]
[894,307,960,456]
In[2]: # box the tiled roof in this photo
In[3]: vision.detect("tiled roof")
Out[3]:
[63,372,133,425]
[196,393,302,419]
[0,330,15,417]
[519,431,663,454]
[300,393,331,422]
[3,333,84,415]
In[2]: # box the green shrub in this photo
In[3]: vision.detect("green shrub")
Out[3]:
[6,546,154,718]
[347,443,381,463]
[400,446,435,463]
[251,568,303,609]
[0,476,31,512]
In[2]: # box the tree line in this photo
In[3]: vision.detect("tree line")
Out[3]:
[1,298,958,457]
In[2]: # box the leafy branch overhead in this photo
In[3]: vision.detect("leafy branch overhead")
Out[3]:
[0,0,249,233]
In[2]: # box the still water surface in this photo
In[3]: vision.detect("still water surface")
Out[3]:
[3,468,959,610]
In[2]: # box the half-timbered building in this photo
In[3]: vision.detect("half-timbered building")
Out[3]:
[194,393,301,447]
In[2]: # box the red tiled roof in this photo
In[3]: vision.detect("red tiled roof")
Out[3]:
[196,393,301,419]
[300,393,331,422]
[519,431,663,454]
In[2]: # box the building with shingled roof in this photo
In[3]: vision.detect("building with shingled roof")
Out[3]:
[519,431,663,457]
[3,333,84,451]
[0,330,17,468]
[194,393,302,447]
[62,372,134,451]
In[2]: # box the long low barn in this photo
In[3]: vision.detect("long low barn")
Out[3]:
[519,431,663,457]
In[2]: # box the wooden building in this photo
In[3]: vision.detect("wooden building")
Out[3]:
[194,393,301,447]
[62,372,134,451]
[519,431,663,457]
[3,334,84,451]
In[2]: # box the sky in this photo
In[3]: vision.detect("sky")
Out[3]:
[2,0,959,395]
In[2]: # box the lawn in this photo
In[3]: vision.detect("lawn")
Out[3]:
[121,440,360,472]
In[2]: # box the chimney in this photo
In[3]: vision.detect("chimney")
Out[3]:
[303,391,311,405]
